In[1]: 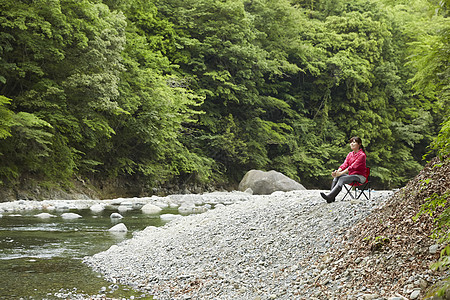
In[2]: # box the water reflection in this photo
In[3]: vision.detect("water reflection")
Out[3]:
[0,207,177,299]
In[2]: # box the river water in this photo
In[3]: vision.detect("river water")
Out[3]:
[0,207,180,299]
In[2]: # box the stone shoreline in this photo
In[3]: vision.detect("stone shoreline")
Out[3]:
[84,189,396,299]
[0,190,254,217]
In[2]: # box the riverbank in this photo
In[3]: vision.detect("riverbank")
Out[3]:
[84,189,435,300]
[84,158,450,300]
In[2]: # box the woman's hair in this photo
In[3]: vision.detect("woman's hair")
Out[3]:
[349,136,365,152]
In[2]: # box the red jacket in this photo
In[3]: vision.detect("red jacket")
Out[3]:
[340,149,367,177]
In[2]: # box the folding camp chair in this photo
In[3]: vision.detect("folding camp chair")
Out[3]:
[342,167,371,200]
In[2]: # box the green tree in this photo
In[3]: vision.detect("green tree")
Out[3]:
[0,0,446,193]
[0,0,127,183]
[94,0,213,187]
[284,0,439,187]
[153,0,303,181]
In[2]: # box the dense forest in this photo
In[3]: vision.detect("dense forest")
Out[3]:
[0,0,448,195]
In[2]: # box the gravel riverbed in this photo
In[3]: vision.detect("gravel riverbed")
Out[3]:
[84,189,396,299]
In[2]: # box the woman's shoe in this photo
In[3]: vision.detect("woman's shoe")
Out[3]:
[320,192,335,203]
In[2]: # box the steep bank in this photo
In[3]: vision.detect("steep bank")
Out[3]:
[0,178,98,202]
[314,157,450,298]
[0,176,231,203]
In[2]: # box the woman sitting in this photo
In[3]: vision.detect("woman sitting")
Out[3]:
[321,136,367,203]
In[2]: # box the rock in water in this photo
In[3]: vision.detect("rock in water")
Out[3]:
[141,204,163,214]
[109,223,127,232]
[90,204,105,213]
[61,212,82,219]
[238,170,305,195]
[110,213,123,219]
[35,212,56,218]
[118,206,131,213]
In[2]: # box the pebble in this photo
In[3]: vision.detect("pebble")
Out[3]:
[429,244,440,254]
[410,290,420,299]
[6,189,438,299]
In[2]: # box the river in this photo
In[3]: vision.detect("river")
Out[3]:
[0,206,179,299]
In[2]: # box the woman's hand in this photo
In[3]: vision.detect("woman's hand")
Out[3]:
[332,169,345,178]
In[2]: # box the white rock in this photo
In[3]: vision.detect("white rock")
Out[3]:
[43,205,56,211]
[121,201,133,207]
[55,204,70,211]
[118,206,132,213]
[35,213,56,219]
[178,204,195,214]
[61,212,82,219]
[410,290,420,299]
[154,201,169,209]
[429,244,439,254]
[110,198,124,205]
[67,204,78,210]
[194,198,204,206]
[244,188,253,194]
[192,206,208,213]
[160,214,182,222]
[110,213,123,219]
[90,204,105,213]
[168,202,180,209]
[75,203,90,210]
[239,169,305,194]
[109,223,128,232]
[141,204,162,214]
[270,191,285,197]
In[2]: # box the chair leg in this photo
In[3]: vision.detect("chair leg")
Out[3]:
[356,182,371,200]
[342,184,353,201]
[340,182,371,201]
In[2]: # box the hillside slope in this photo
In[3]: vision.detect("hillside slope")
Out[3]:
[315,157,450,299]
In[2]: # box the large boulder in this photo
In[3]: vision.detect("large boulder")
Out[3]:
[238,170,305,195]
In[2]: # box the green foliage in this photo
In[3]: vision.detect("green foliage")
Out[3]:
[406,0,449,161]
[0,96,14,139]
[0,0,127,183]
[0,107,54,182]
[90,0,212,185]
[431,118,450,160]
[0,0,446,190]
